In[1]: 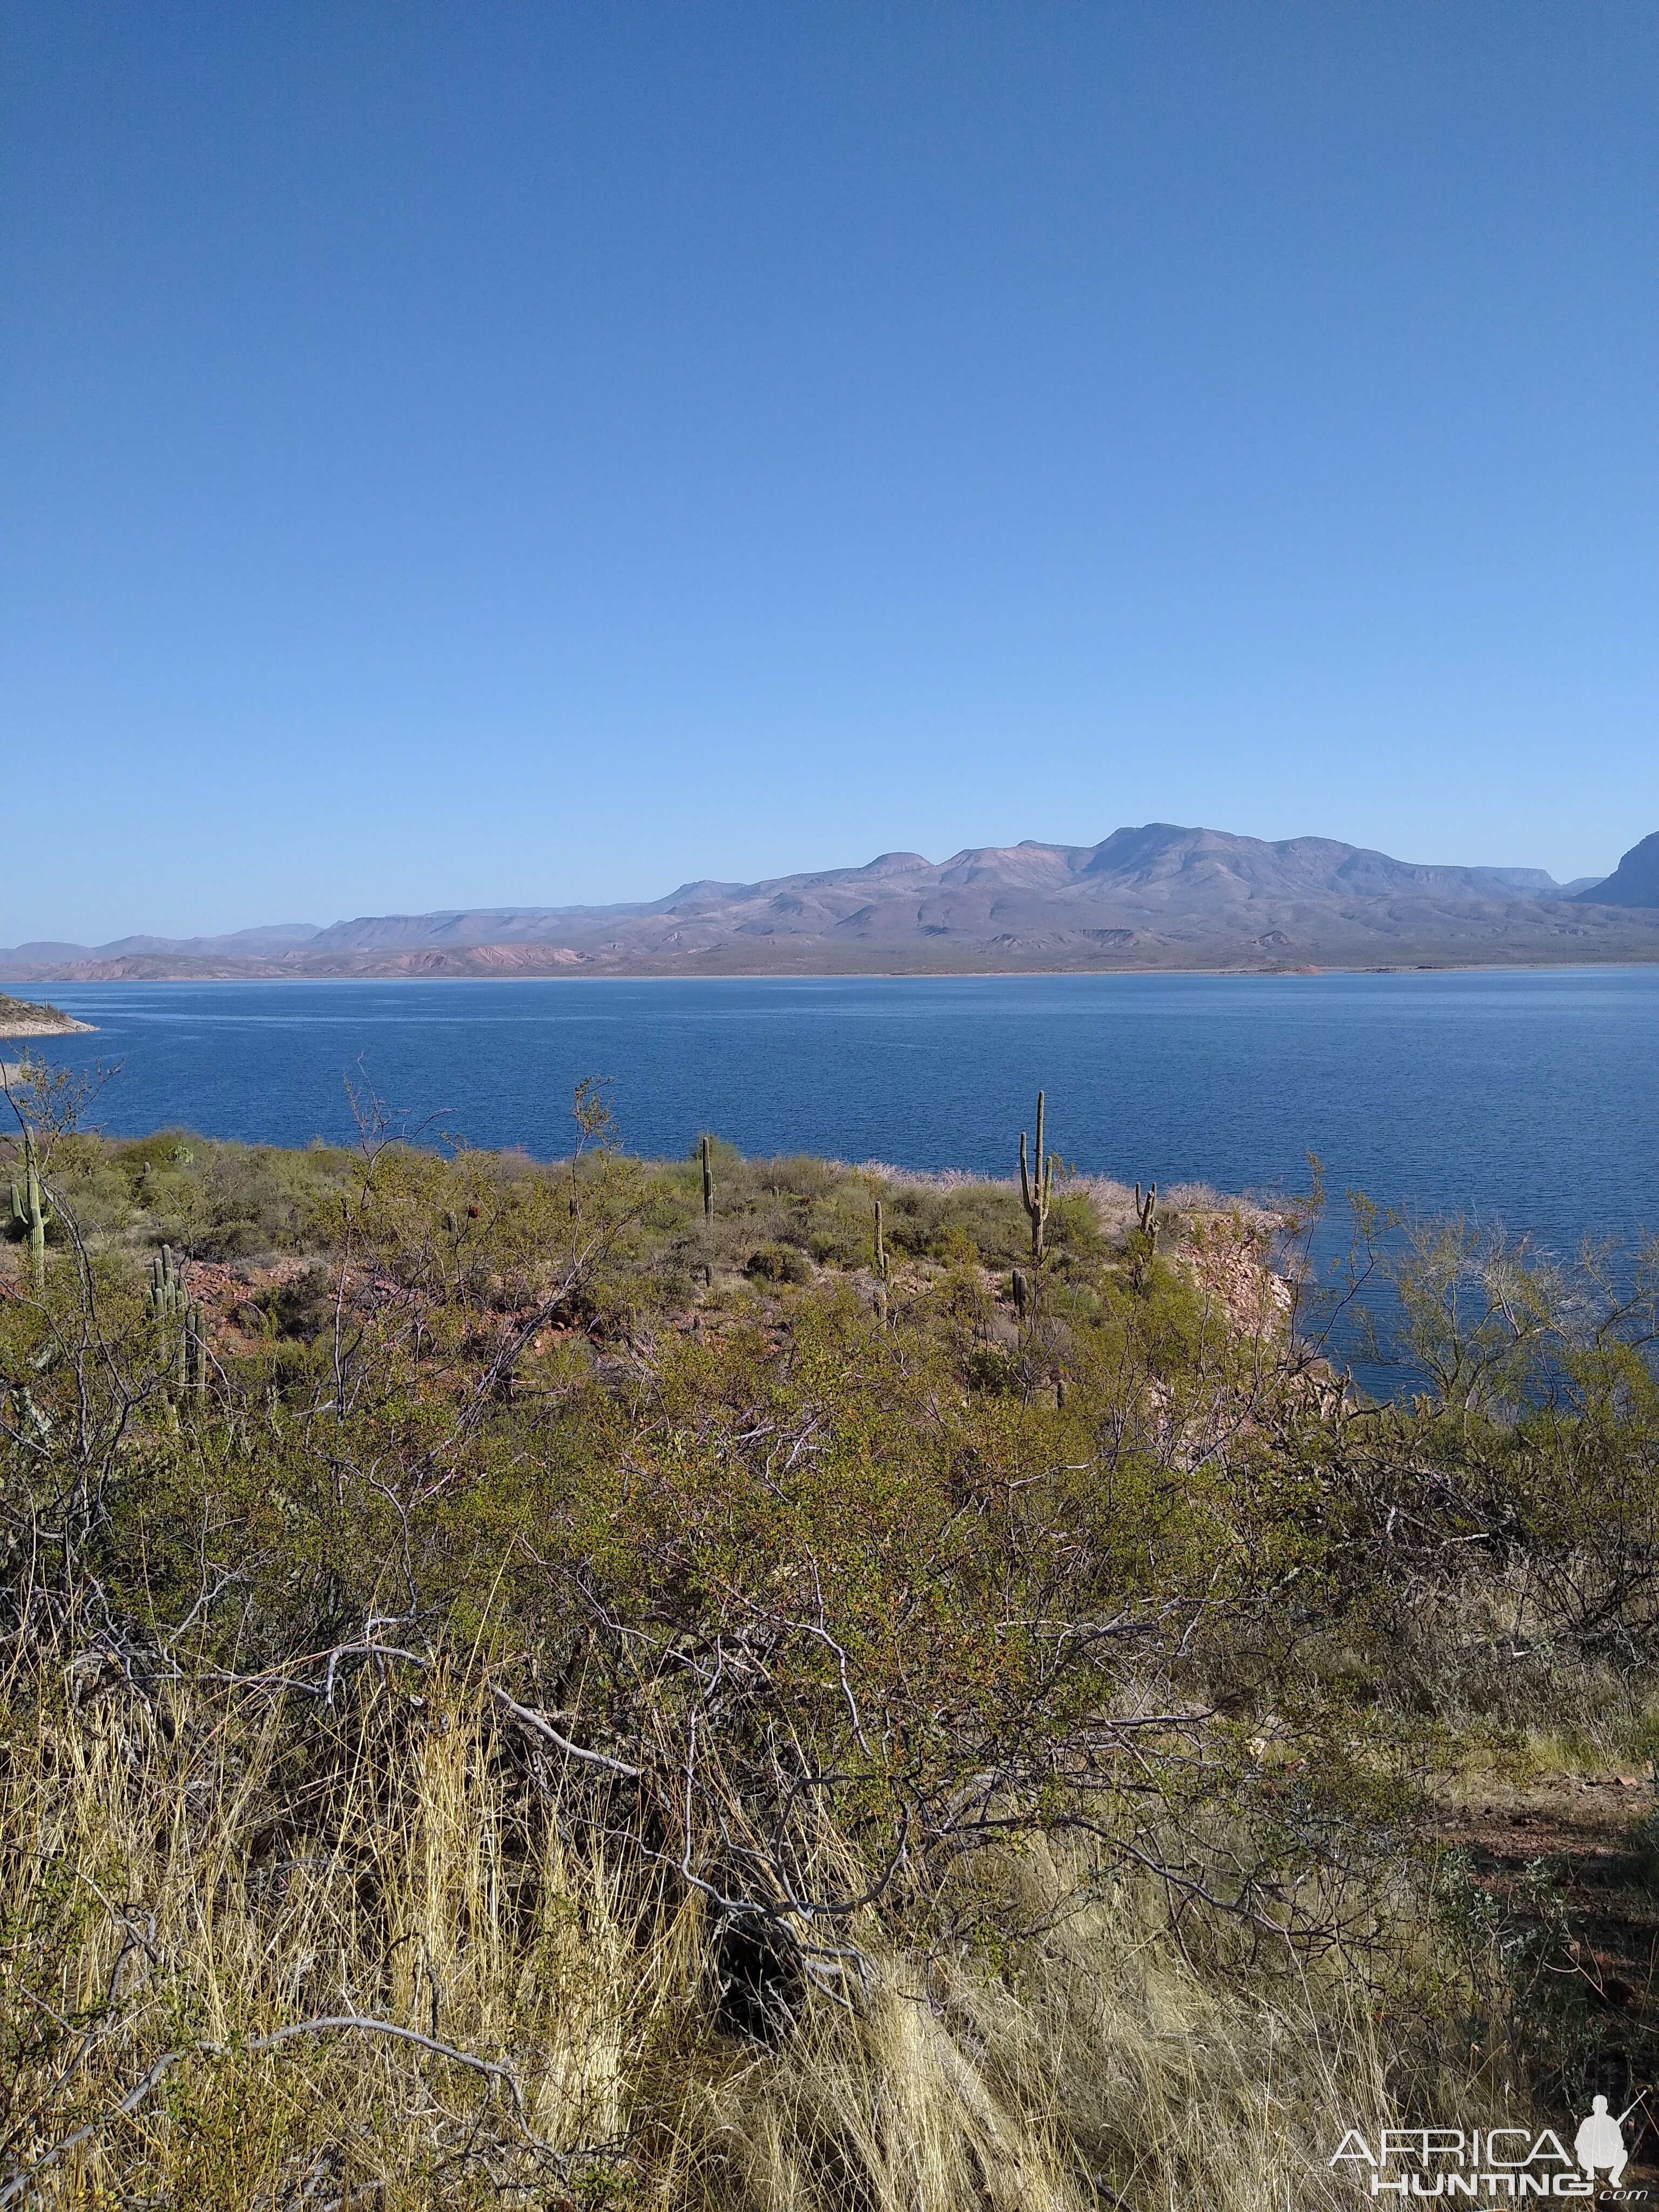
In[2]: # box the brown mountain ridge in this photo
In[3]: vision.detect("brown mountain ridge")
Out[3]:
[4,822,1658,981]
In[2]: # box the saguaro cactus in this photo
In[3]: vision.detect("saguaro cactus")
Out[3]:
[874,1196,887,1281]
[185,1300,208,1396]
[1130,1183,1159,1295]
[149,1245,207,1392]
[9,1129,49,1292]
[149,1244,188,1322]
[1018,1091,1055,1263]
[700,1134,714,1222]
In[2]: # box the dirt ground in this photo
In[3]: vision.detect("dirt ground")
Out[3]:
[1434,1766,1659,2185]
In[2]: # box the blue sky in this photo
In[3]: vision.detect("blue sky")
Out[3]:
[3,1,1655,943]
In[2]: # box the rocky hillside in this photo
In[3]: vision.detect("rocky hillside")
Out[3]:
[0,992,95,1036]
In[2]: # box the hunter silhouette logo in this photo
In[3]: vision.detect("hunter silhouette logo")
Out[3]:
[1576,2095,1643,2192]
[1331,2093,1649,2197]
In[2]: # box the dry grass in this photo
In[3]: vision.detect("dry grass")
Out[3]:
[0,1676,1498,2211]
[686,1846,1418,2212]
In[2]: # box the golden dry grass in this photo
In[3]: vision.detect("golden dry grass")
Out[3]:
[0,1677,1489,2212]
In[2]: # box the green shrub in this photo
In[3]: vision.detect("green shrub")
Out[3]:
[745,1240,812,1284]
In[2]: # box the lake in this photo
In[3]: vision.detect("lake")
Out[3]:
[16,968,1659,1261]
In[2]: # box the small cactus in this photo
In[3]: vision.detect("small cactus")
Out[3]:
[1010,1266,1031,1317]
[700,1133,714,1222]
[1018,1092,1055,1264]
[9,1129,49,1292]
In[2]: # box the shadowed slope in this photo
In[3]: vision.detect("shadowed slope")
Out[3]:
[1577,831,1659,909]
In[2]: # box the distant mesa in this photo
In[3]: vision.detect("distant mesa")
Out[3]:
[5,823,1659,981]
[1576,831,1659,909]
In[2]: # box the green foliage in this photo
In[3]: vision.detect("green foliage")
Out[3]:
[23,1128,361,1259]
[3,1105,1659,2201]
[744,1240,812,1284]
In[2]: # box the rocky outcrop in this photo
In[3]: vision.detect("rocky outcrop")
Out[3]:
[0,994,94,1036]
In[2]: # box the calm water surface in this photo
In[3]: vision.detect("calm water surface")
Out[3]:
[22,970,1659,1258]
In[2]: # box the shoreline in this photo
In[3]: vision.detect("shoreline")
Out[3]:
[0,1011,97,1037]
[5,953,1659,990]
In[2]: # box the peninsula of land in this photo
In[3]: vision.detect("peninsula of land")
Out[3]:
[4,821,1658,982]
[0,992,96,1036]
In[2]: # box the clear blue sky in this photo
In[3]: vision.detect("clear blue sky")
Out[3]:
[3,1,1655,943]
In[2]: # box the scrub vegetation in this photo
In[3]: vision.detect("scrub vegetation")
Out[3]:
[2,1061,1658,2209]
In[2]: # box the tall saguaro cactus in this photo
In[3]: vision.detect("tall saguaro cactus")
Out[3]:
[700,1134,714,1222]
[185,1300,208,1396]
[149,1244,188,1324]
[9,1128,48,1292]
[149,1245,207,1395]
[1130,1182,1159,1296]
[874,1196,887,1280]
[1018,1091,1055,1263]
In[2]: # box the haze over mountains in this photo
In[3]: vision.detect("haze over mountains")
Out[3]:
[5,824,1659,982]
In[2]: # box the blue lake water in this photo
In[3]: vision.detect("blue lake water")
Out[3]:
[15,969,1659,1260]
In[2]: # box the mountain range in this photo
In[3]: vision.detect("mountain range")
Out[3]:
[5,823,1659,981]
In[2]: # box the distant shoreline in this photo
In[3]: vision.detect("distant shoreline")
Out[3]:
[8,952,1659,990]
